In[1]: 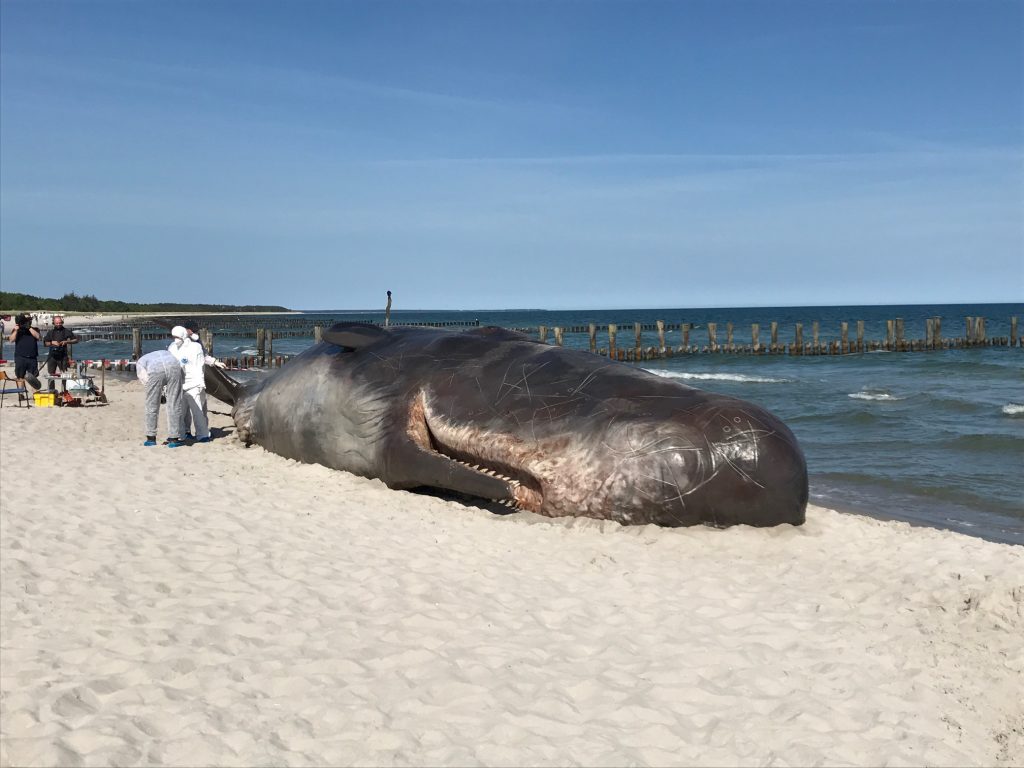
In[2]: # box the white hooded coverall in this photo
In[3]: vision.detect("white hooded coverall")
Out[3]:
[136,349,184,440]
[169,330,210,440]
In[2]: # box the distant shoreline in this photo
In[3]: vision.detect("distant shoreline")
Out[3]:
[0,311,304,329]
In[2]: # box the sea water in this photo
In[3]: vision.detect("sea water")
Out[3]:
[73,303,1024,544]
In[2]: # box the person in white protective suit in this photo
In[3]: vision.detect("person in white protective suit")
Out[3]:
[135,349,184,448]
[168,325,224,443]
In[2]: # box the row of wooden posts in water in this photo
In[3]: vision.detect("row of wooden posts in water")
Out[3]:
[114,315,1022,369]
[542,315,1021,361]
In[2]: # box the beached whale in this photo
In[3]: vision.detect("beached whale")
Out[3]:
[205,324,807,527]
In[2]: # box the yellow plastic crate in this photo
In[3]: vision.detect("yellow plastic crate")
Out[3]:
[33,393,56,408]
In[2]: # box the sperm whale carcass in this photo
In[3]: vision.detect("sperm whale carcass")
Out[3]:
[205,324,808,528]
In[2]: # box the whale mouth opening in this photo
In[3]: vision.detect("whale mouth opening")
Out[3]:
[437,447,542,512]
[426,428,544,512]
[408,393,543,511]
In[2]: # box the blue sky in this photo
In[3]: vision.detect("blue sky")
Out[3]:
[1,0,1021,310]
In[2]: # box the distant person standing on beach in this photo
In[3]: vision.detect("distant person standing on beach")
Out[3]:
[136,349,184,447]
[7,314,42,393]
[42,315,79,377]
[169,325,212,443]
[385,290,392,327]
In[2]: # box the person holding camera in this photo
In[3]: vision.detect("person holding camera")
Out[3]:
[42,315,79,377]
[6,314,42,393]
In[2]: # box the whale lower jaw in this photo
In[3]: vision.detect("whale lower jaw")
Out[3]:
[404,391,546,512]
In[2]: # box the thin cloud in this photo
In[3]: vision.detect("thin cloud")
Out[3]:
[0,51,579,118]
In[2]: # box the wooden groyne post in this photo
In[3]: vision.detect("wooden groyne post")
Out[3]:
[588,323,597,353]
[966,316,986,346]
[256,329,266,364]
[132,328,142,361]
[608,324,617,359]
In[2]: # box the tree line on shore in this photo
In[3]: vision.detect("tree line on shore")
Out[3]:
[0,291,290,314]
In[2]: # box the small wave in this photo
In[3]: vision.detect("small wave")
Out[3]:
[848,390,905,402]
[944,433,1024,453]
[239,348,259,356]
[915,394,982,414]
[1003,403,1024,416]
[788,410,889,427]
[645,370,791,384]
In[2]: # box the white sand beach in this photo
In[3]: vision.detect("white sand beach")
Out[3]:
[1,372,1021,767]
[56,312,301,329]
[52,313,171,328]
[0,312,303,335]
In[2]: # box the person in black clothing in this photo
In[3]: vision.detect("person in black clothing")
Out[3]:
[7,314,42,392]
[42,315,79,376]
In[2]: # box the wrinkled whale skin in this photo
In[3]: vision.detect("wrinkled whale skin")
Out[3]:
[211,324,808,528]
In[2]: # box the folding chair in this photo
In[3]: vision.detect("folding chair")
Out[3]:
[0,371,32,408]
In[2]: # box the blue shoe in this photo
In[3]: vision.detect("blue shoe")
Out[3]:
[143,439,157,447]
[166,440,183,448]
[196,436,212,443]
[184,433,195,440]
